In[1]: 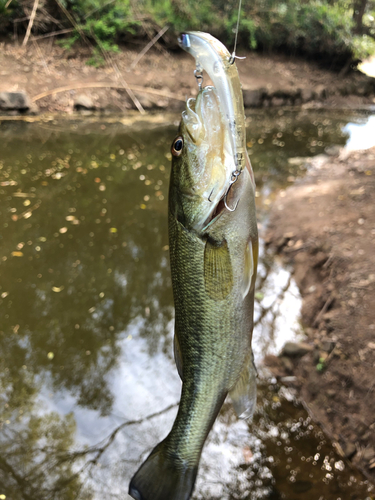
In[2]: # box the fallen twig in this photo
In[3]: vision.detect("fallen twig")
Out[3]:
[313,294,335,327]
[31,82,185,103]
[30,28,75,41]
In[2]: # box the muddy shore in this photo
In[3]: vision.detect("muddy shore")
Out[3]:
[1,41,375,114]
[264,146,375,483]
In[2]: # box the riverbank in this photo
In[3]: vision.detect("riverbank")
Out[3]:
[1,41,375,115]
[1,38,375,486]
[264,145,375,482]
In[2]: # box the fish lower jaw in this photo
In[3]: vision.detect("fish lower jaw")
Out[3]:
[200,196,227,232]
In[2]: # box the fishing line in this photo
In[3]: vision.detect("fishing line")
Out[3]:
[229,0,245,64]
[225,0,246,211]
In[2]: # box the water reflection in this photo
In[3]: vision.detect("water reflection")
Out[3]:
[343,114,375,150]
[0,111,374,500]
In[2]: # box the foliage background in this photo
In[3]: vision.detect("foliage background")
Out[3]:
[0,0,375,68]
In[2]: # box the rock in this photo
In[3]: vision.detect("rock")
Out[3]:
[137,94,156,109]
[135,93,169,110]
[320,340,335,353]
[280,375,298,384]
[314,85,327,99]
[281,341,314,357]
[263,354,287,378]
[280,355,294,373]
[288,157,308,166]
[324,145,342,156]
[74,94,95,111]
[243,88,264,108]
[312,251,328,268]
[355,81,371,96]
[28,102,39,115]
[0,91,31,111]
[301,88,314,102]
[356,421,368,436]
[342,441,357,459]
[271,96,285,107]
[362,447,375,461]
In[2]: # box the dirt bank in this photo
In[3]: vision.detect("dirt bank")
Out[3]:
[1,40,375,115]
[264,146,375,482]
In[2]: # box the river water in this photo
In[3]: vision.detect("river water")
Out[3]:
[0,110,374,500]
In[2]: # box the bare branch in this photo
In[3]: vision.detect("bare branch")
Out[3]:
[30,28,75,41]
[22,0,40,46]
[54,0,91,47]
[91,33,146,115]
[130,25,169,70]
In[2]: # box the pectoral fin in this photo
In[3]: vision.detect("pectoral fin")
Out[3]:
[173,333,184,381]
[204,238,233,300]
[229,353,257,420]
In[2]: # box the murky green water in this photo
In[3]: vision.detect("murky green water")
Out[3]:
[0,110,374,500]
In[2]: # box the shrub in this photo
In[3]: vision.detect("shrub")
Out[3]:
[1,0,374,68]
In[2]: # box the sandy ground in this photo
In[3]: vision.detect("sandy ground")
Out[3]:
[265,146,375,483]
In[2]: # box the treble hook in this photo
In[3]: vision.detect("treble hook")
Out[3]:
[223,170,241,212]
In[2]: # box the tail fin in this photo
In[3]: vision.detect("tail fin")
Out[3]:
[129,442,197,500]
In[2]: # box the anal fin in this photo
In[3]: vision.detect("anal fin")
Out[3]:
[229,352,257,420]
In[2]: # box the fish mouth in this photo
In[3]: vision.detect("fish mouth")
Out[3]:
[202,196,227,231]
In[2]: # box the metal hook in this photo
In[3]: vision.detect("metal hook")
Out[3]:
[223,170,241,212]
[194,69,203,90]
[228,52,246,65]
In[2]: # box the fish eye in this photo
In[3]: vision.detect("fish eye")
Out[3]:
[171,136,184,157]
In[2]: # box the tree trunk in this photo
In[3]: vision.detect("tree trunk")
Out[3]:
[352,0,368,34]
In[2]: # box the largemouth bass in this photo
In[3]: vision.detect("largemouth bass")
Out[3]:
[129,32,258,500]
